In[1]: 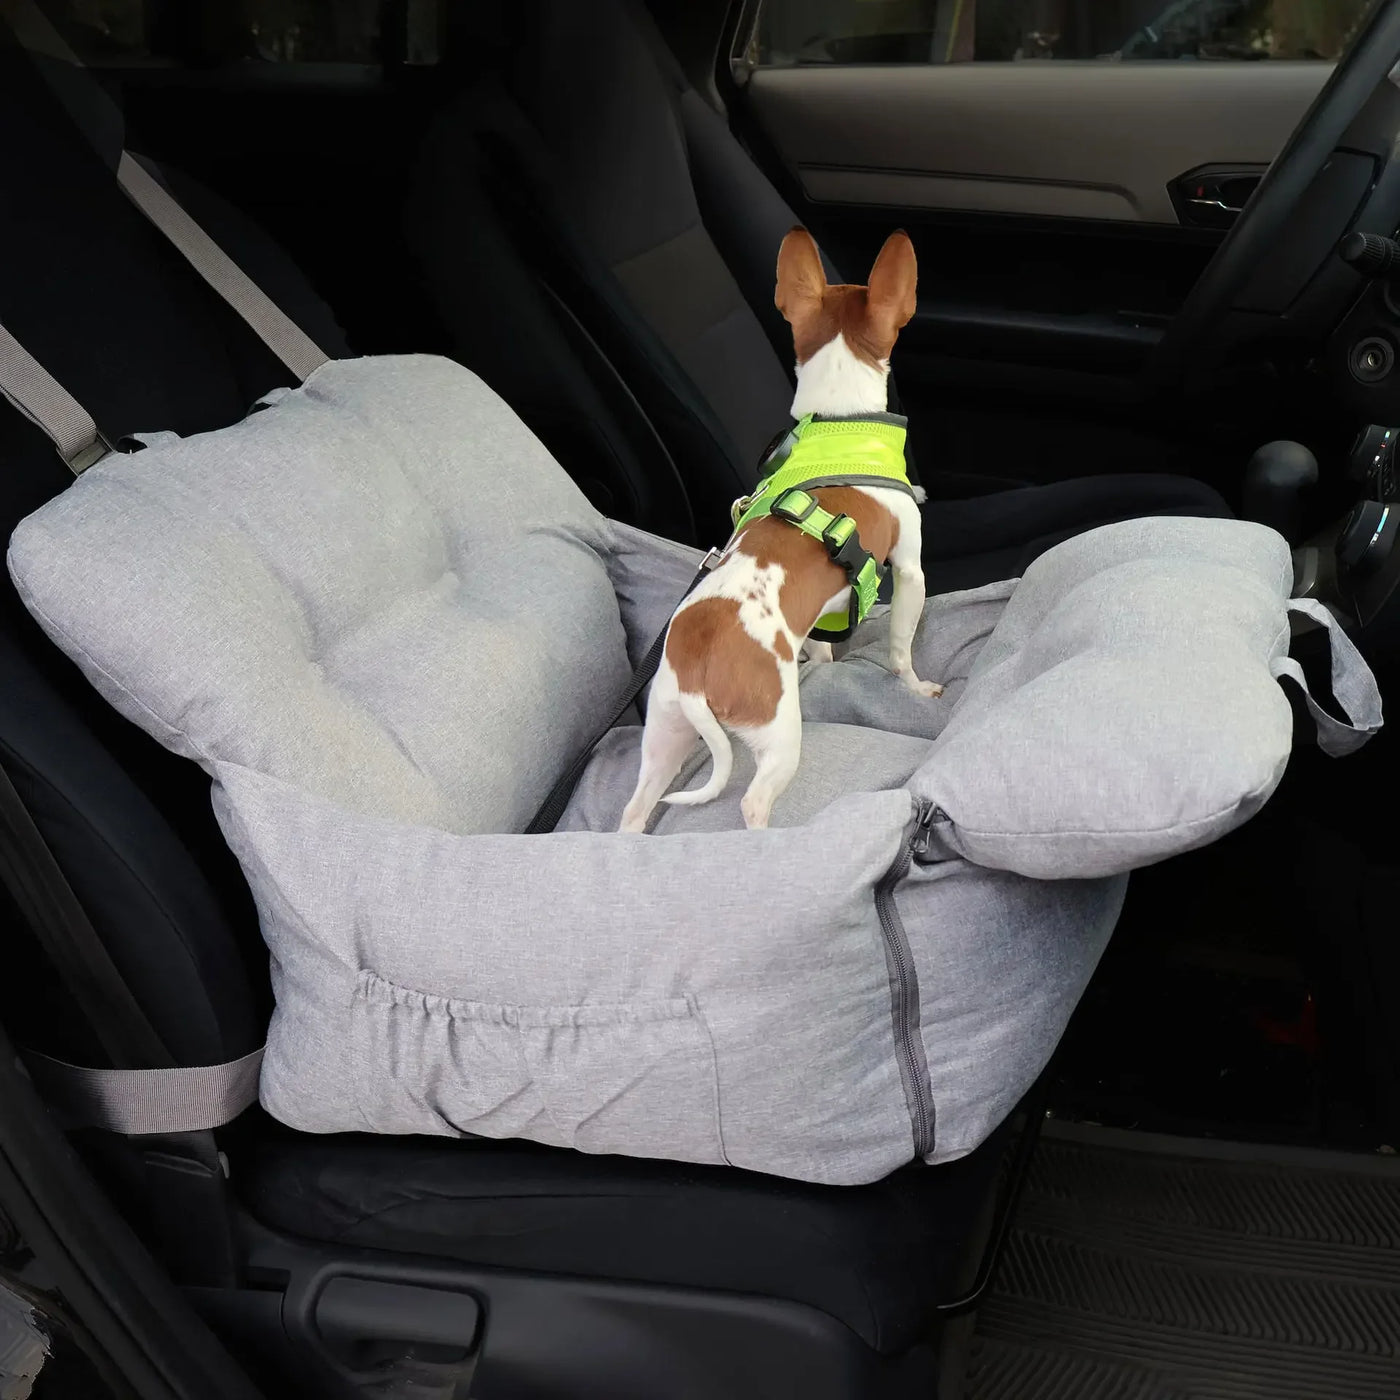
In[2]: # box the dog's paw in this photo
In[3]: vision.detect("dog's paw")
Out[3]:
[801,639,835,665]
[909,678,944,699]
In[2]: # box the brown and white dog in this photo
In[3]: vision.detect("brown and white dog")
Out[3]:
[618,227,940,833]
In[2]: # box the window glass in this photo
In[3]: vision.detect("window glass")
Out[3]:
[754,0,1375,66]
[405,0,442,65]
[37,0,442,67]
[243,0,381,64]
[42,0,151,61]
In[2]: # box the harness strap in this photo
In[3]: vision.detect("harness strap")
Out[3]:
[769,487,884,637]
[730,413,913,640]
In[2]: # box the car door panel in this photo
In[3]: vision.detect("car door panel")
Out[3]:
[745,62,1330,225]
[723,45,1343,487]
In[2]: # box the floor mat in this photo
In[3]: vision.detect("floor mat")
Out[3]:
[966,1125,1400,1400]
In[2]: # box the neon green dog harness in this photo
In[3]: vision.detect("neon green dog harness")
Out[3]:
[730,413,915,641]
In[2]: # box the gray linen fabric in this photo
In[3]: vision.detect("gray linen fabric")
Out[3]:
[7,354,1379,1182]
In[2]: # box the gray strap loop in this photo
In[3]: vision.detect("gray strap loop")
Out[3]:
[0,321,108,472]
[1272,597,1384,757]
[23,1046,264,1135]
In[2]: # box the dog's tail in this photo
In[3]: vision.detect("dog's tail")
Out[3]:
[661,693,733,807]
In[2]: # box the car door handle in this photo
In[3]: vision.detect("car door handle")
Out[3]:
[1187,195,1247,215]
[1171,165,1266,228]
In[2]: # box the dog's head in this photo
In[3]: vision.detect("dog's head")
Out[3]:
[774,227,917,372]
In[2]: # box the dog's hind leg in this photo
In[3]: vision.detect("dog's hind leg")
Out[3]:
[619,665,700,833]
[736,665,802,830]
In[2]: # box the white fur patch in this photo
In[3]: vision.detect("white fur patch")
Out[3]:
[677,549,800,658]
[790,334,888,419]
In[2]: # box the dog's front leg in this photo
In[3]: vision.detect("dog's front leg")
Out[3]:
[885,528,943,699]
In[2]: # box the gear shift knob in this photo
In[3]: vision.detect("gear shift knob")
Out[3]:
[1242,441,1318,545]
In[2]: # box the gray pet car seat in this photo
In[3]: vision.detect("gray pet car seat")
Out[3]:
[0,0,1381,1187]
[7,345,1381,1184]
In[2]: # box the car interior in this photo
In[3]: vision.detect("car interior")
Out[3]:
[0,1,1398,1398]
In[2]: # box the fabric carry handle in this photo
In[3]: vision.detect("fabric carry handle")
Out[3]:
[1272,597,1384,757]
[0,0,330,389]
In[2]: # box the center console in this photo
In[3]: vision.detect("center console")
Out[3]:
[1249,427,1400,643]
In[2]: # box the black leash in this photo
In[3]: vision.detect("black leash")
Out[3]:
[525,412,911,833]
[524,558,715,834]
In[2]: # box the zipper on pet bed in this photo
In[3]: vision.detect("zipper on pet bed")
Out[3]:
[874,800,940,1160]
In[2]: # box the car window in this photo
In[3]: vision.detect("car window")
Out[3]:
[752,0,1374,66]
[39,0,442,68]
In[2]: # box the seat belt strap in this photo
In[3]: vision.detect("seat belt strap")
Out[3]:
[0,0,330,384]
[0,754,251,1286]
[0,758,263,1137]
[115,152,330,383]
[0,321,108,472]
[0,759,169,1067]
[22,1047,264,1135]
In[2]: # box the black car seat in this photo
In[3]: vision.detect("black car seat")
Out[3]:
[406,0,1230,585]
[0,29,1028,1400]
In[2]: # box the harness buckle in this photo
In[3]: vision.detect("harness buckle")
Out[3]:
[770,487,819,525]
[819,516,861,573]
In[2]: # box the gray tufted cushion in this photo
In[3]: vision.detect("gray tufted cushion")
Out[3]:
[9,354,630,835]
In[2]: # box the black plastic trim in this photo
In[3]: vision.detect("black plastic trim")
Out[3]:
[194,1217,948,1400]
[0,1016,264,1400]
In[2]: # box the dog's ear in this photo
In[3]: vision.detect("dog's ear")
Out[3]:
[775,226,827,323]
[865,230,917,344]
